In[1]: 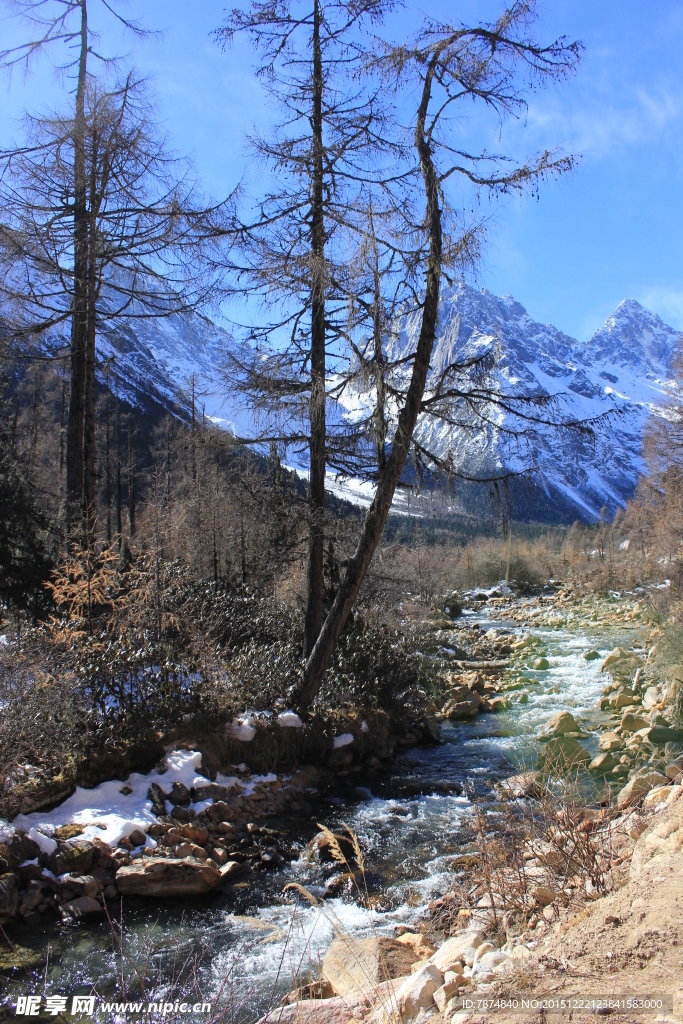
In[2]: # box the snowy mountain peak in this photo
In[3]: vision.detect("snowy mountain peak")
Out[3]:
[380,282,683,520]
[83,279,682,523]
[587,299,683,374]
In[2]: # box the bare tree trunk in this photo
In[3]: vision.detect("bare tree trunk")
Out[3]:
[83,117,99,521]
[166,420,171,499]
[116,385,122,547]
[10,396,19,449]
[154,468,162,640]
[370,215,387,473]
[240,499,246,584]
[128,418,136,537]
[66,0,88,515]
[59,361,67,479]
[105,362,111,542]
[213,507,218,585]
[293,57,443,713]
[191,374,196,482]
[27,369,41,477]
[303,0,326,658]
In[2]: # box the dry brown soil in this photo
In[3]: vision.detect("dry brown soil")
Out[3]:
[457,800,683,1024]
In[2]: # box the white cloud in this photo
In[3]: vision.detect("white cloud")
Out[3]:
[523,82,683,159]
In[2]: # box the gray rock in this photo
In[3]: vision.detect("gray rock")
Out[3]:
[16,859,44,882]
[170,805,195,823]
[645,725,683,746]
[219,860,244,880]
[207,800,233,823]
[116,857,223,897]
[170,782,191,806]
[617,770,668,809]
[49,839,94,876]
[589,752,618,773]
[430,933,483,973]
[7,834,42,865]
[191,783,230,802]
[59,874,101,897]
[60,895,103,920]
[20,880,45,915]
[620,711,648,733]
[147,783,168,814]
[542,711,580,737]
[396,964,443,1021]
[0,873,19,918]
[473,950,507,975]
[434,981,460,1011]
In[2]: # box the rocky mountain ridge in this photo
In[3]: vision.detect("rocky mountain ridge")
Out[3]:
[67,285,683,522]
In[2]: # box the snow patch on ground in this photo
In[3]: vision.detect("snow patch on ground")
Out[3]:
[10,750,207,849]
[27,827,57,855]
[278,711,303,728]
[333,733,354,749]
[5,751,280,849]
[226,716,258,741]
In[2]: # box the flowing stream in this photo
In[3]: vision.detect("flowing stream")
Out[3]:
[1,596,646,1020]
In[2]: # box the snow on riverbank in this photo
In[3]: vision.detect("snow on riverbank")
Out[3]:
[3,750,277,850]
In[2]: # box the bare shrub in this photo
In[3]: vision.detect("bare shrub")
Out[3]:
[0,648,85,816]
[432,764,629,941]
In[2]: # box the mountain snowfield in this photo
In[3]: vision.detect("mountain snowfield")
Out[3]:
[377,283,683,519]
[93,283,683,522]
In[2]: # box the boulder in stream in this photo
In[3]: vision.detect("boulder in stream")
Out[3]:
[537,736,591,771]
[601,648,622,672]
[116,857,223,897]
[322,936,418,995]
[442,688,482,719]
[61,895,103,920]
[589,751,618,773]
[599,731,623,752]
[541,711,581,738]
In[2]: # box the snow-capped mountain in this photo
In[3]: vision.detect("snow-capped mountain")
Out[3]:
[370,284,682,520]
[93,309,253,437]
[83,283,682,522]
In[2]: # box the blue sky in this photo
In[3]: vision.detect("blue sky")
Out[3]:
[2,0,682,342]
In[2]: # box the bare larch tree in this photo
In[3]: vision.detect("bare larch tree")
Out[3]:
[290,1,583,712]
[215,0,395,658]
[1,2,229,527]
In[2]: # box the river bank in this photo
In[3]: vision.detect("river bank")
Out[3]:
[258,793,683,1024]
[0,583,681,1020]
